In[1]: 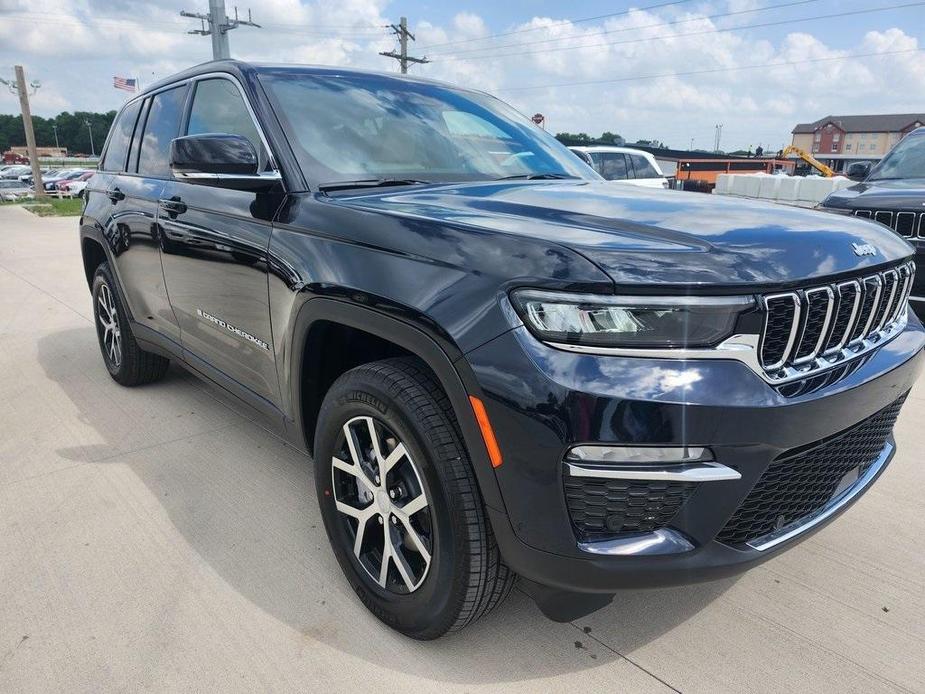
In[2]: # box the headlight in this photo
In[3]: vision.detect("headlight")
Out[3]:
[511,290,754,349]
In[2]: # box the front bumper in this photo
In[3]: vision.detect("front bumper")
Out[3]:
[464,314,925,593]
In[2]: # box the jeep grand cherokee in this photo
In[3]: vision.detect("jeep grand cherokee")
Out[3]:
[80,61,923,639]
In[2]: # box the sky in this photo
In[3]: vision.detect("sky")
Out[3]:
[1,0,924,151]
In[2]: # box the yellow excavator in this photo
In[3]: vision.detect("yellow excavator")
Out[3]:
[780,145,836,177]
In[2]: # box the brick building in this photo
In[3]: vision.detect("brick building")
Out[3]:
[790,114,925,172]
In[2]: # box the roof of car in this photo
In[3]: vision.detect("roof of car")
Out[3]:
[140,59,468,97]
[569,145,658,157]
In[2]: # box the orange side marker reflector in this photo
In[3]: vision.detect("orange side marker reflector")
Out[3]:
[469,395,503,468]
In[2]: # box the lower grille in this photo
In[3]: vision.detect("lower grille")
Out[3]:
[564,477,696,540]
[717,395,906,546]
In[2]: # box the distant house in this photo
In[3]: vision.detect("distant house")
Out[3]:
[790,113,925,172]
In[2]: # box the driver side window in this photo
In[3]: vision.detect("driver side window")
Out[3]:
[187,78,269,170]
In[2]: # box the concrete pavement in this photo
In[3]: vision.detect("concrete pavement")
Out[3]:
[1,204,923,693]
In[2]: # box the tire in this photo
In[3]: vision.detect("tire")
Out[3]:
[91,262,169,386]
[314,357,515,639]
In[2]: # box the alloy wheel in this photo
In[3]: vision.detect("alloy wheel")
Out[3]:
[331,415,433,594]
[97,282,122,368]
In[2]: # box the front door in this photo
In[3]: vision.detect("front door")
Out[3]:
[158,76,282,405]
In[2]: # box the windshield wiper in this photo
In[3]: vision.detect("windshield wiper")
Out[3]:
[318,178,431,193]
[492,173,580,181]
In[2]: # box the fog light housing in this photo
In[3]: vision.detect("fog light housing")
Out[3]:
[567,445,712,464]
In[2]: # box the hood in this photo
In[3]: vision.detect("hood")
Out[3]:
[338,180,913,288]
[822,178,925,210]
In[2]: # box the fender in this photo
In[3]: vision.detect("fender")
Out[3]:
[286,296,508,514]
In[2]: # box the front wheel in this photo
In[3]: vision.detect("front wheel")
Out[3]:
[314,358,514,639]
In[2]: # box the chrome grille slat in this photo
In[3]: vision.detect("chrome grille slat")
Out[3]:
[895,212,916,237]
[792,287,834,364]
[874,210,893,228]
[872,269,898,334]
[759,293,800,370]
[758,261,914,381]
[823,280,861,355]
[853,275,882,344]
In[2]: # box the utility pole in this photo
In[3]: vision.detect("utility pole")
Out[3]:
[52,123,59,150]
[0,66,44,196]
[380,17,429,74]
[181,0,260,60]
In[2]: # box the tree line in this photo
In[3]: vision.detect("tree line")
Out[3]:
[0,111,116,156]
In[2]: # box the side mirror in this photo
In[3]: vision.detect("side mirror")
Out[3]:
[169,133,279,191]
[845,161,871,181]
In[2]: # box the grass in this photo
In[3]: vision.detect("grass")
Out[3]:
[18,197,84,217]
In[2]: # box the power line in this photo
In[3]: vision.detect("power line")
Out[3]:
[428,1,925,63]
[495,47,924,92]
[427,0,824,58]
[416,0,697,50]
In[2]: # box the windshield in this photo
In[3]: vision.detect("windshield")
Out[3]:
[868,133,925,181]
[259,70,597,187]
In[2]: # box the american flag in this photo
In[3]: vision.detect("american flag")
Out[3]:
[113,76,137,92]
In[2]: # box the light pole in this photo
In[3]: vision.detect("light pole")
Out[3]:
[52,123,60,150]
[85,119,95,157]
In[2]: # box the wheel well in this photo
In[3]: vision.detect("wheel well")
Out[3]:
[81,237,106,287]
[300,320,418,454]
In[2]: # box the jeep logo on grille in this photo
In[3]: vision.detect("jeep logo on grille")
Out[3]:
[852,242,877,257]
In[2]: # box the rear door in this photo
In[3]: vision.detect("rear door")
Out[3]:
[592,151,630,181]
[94,92,183,344]
[158,75,281,405]
[627,153,666,188]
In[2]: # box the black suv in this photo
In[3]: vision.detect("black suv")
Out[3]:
[819,127,925,318]
[80,61,923,639]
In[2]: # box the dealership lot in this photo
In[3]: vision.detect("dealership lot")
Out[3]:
[1,204,924,693]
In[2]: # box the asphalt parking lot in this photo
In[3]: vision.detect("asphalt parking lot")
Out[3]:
[1,204,924,693]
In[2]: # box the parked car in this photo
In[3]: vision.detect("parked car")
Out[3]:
[0,179,33,201]
[18,167,54,186]
[81,61,922,639]
[44,169,88,192]
[1,165,31,180]
[819,127,925,318]
[59,171,95,197]
[570,145,670,188]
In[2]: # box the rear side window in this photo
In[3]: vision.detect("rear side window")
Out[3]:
[138,86,187,178]
[100,100,141,172]
[187,78,267,168]
[630,154,660,179]
[592,152,629,180]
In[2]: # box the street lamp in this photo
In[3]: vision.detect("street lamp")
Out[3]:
[84,119,95,157]
[52,123,60,150]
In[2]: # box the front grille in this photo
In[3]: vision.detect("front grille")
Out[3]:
[564,477,696,540]
[717,395,906,546]
[759,261,914,377]
[855,208,925,238]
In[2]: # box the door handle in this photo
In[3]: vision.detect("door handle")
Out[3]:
[158,197,187,215]
[106,187,125,203]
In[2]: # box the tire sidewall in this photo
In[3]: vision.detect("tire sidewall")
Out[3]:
[314,375,466,637]
[91,263,129,380]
